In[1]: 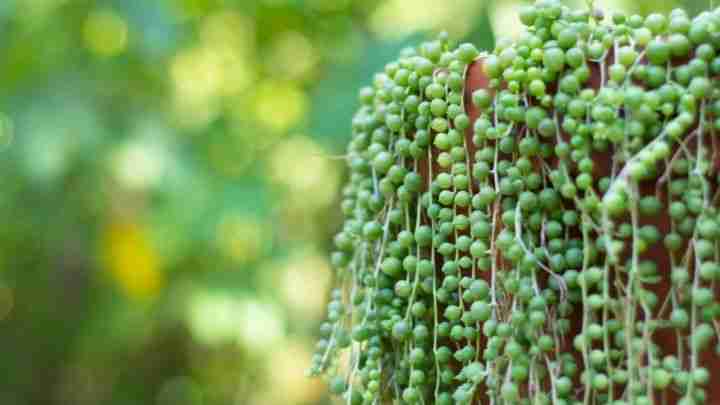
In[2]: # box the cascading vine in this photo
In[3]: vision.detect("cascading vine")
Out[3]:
[308,1,720,404]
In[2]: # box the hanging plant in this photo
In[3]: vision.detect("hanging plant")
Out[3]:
[309,1,720,403]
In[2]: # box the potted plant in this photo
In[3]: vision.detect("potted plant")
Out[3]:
[310,2,720,403]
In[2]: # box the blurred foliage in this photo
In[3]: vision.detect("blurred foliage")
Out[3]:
[0,0,709,404]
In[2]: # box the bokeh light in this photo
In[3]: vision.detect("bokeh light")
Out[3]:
[83,10,129,57]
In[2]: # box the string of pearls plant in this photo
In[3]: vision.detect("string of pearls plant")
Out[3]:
[309,1,720,404]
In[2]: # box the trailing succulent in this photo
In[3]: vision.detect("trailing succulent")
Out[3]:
[308,1,720,404]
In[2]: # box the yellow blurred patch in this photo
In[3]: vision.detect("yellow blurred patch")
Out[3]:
[169,46,224,127]
[170,11,256,129]
[252,81,307,133]
[491,1,525,41]
[277,250,332,319]
[83,10,128,57]
[369,0,481,39]
[102,221,163,300]
[186,292,285,349]
[266,31,318,80]
[265,341,325,404]
[268,135,339,208]
[267,135,341,241]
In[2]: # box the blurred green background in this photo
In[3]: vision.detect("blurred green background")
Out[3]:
[0,0,711,404]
